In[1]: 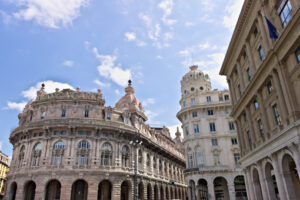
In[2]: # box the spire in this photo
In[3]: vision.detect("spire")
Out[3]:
[125,80,135,94]
[175,127,181,137]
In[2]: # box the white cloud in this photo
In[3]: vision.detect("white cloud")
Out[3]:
[156,55,163,59]
[115,89,121,95]
[5,80,74,112]
[5,102,27,112]
[22,80,74,99]
[144,110,160,125]
[158,0,176,26]
[223,0,244,30]
[136,41,147,47]
[93,47,131,87]
[12,0,89,28]
[142,98,155,107]
[62,60,74,67]
[184,21,194,27]
[124,32,136,41]
[93,79,110,88]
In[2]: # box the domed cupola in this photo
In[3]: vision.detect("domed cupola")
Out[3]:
[115,80,147,121]
[180,65,212,96]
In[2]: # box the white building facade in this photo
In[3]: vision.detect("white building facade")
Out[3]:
[177,65,248,200]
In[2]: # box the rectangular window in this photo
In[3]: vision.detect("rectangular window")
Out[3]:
[229,122,235,130]
[208,110,214,116]
[192,112,197,118]
[209,123,216,132]
[234,153,240,165]
[258,46,265,61]
[296,47,300,63]
[224,95,230,101]
[244,113,247,122]
[41,111,45,119]
[184,114,187,120]
[197,152,204,165]
[279,0,292,27]
[267,81,273,94]
[183,101,186,107]
[107,112,111,120]
[206,96,211,103]
[253,100,259,110]
[247,68,252,81]
[213,154,220,165]
[231,138,238,145]
[185,127,189,136]
[238,84,242,96]
[247,131,252,148]
[194,125,199,134]
[272,104,282,125]
[257,119,264,139]
[84,109,89,117]
[212,139,218,146]
[61,109,66,117]
[188,154,193,168]
[191,98,195,105]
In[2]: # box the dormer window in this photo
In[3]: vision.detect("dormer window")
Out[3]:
[191,98,195,105]
[191,87,195,92]
[84,109,89,118]
[206,96,211,103]
[107,112,111,120]
[224,95,229,101]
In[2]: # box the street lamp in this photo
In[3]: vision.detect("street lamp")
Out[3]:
[130,134,143,200]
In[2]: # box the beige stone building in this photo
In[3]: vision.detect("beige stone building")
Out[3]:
[177,66,247,200]
[220,0,300,199]
[5,81,186,200]
[0,151,9,200]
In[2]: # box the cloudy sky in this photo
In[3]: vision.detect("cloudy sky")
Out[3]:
[0,0,243,156]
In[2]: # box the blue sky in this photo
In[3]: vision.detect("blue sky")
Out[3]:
[0,0,243,156]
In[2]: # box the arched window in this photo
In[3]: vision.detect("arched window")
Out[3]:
[32,143,42,166]
[153,157,157,170]
[121,145,130,167]
[101,143,113,166]
[76,141,90,167]
[146,154,151,171]
[52,141,65,166]
[18,146,25,168]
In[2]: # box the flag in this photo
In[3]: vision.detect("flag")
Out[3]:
[265,16,278,39]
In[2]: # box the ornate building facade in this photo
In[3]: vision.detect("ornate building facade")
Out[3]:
[0,151,9,199]
[177,65,247,200]
[5,81,186,200]
[220,0,300,199]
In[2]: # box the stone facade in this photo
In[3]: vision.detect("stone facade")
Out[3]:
[0,151,9,199]
[5,82,187,200]
[220,0,300,199]
[177,66,247,200]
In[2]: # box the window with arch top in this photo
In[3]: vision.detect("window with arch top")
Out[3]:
[101,142,113,166]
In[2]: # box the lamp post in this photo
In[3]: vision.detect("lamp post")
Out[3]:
[130,135,143,200]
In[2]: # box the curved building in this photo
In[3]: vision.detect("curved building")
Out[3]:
[5,81,186,200]
[177,65,247,200]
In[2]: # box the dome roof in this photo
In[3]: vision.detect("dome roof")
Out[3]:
[182,65,210,82]
[115,80,144,113]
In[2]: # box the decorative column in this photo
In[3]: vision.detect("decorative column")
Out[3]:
[207,179,215,200]
[245,168,255,200]
[257,164,269,200]
[245,40,257,72]
[236,61,246,90]
[271,154,287,200]
[228,78,237,104]
[236,119,248,155]
[288,142,300,179]
[245,106,258,146]
[272,70,289,126]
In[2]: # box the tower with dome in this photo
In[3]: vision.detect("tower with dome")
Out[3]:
[177,65,248,200]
